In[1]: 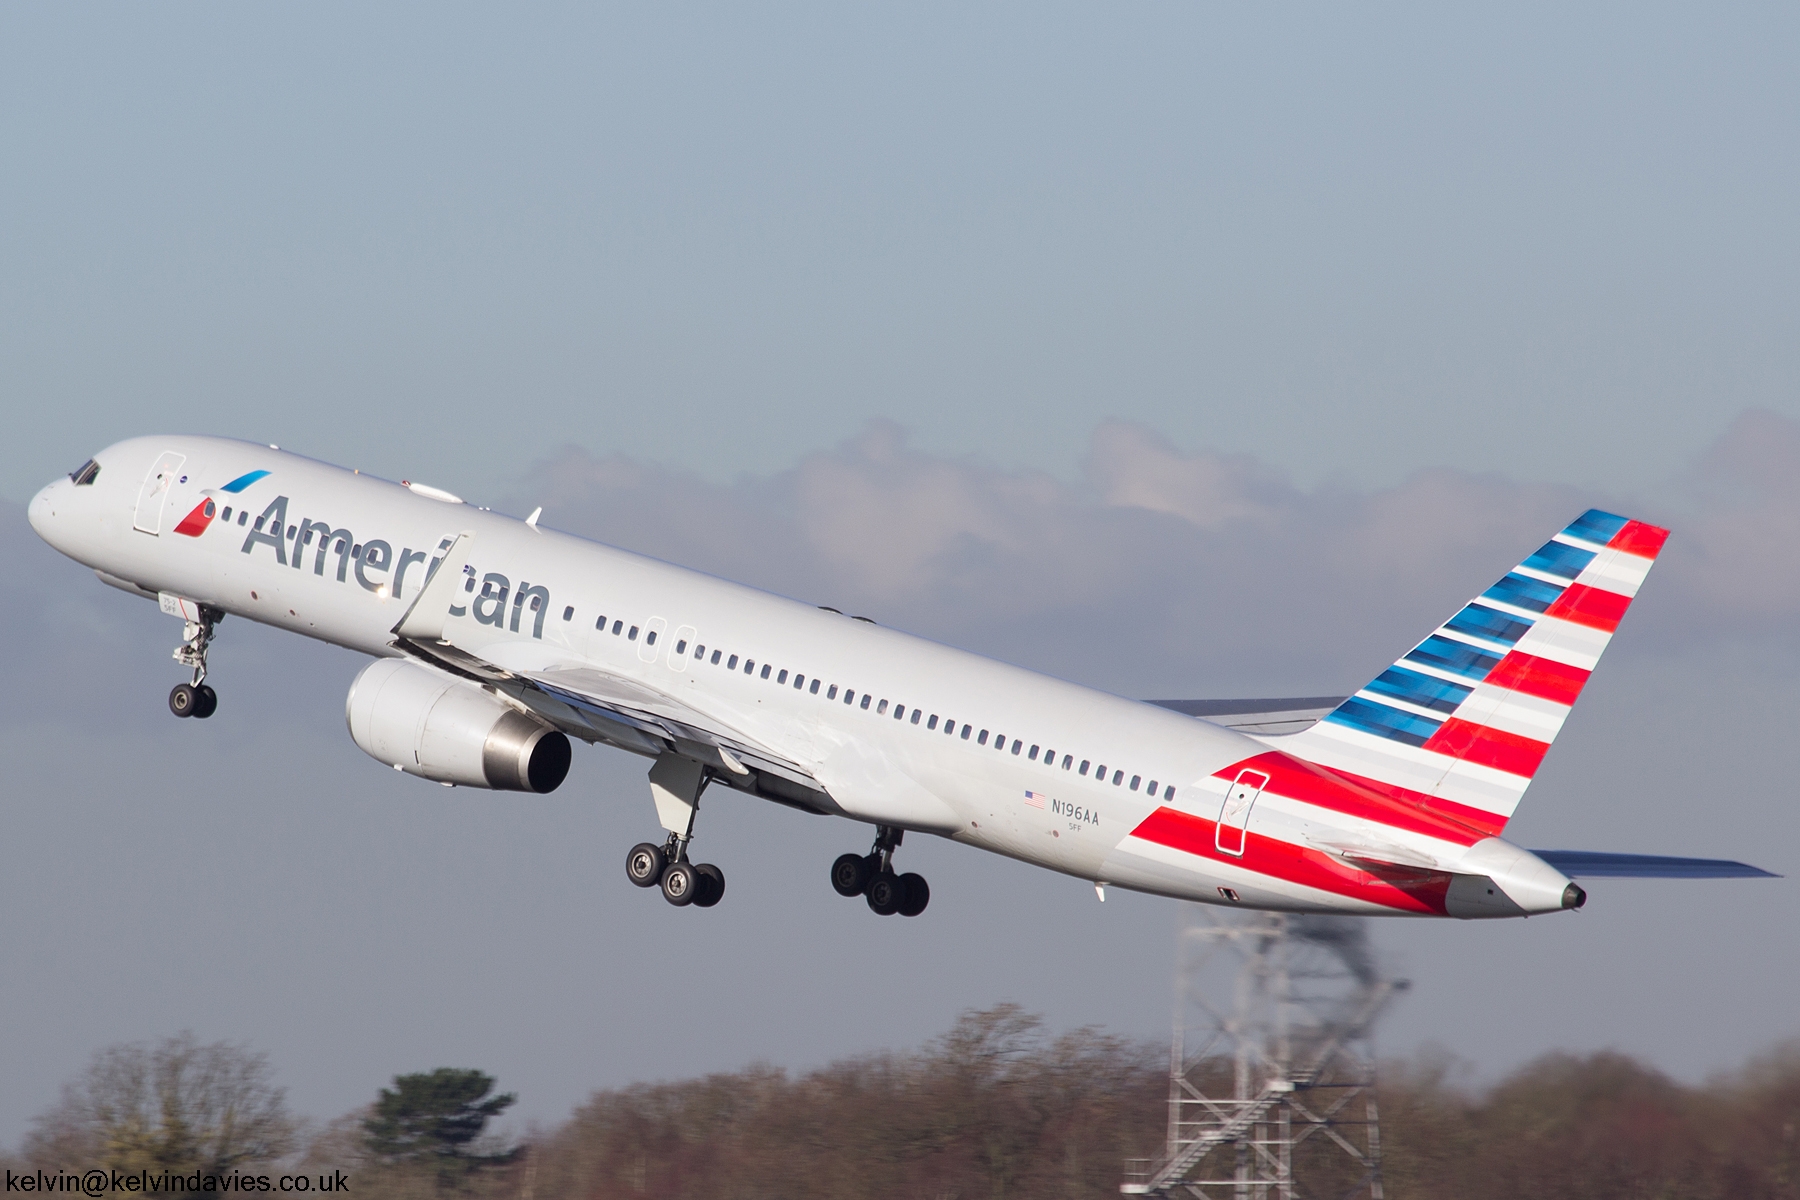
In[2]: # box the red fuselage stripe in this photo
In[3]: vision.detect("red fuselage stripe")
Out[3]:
[1129,805,1449,915]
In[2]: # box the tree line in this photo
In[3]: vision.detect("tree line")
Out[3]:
[6,1008,1798,1198]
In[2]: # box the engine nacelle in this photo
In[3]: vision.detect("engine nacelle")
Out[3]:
[346,659,572,793]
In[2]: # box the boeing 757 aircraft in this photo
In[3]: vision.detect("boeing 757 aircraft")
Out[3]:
[29,437,1773,917]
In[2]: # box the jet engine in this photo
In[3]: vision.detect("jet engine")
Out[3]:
[346,658,571,793]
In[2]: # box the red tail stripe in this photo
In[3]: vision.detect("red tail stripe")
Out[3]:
[1543,583,1630,633]
[1483,652,1589,706]
[1608,520,1668,559]
[1207,752,1492,845]
[1422,718,1550,778]
[1129,806,1448,915]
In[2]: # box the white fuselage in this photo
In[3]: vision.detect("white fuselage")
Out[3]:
[30,435,1567,915]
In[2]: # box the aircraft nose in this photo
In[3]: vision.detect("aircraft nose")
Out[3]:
[28,479,68,546]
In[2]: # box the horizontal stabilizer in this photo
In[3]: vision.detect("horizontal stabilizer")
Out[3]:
[1531,850,1779,879]
[1149,697,1345,735]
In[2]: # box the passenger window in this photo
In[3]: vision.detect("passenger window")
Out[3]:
[597,615,608,631]
[237,511,247,525]
[565,607,576,622]
[254,515,266,531]
[760,664,771,679]
[1081,761,1091,776]
[978,730,989,745]
[644,628,654,644]
[629,626,639,641]
[1012,740,1022,755]
[928,715,938,730]
[695,644,706,659]
[828,685,838,699]
[221,506,232,521]
[844,690,855,705]
[778,669,788,684]
[613,620,624,635]
[711,650,722,665]
[960,724,972,740]
[1130,775,1141,791]
[860,695,872,710]
[1112,770,1123,785]
[1062,755,1072,769]
[793,674,804,688]
[675,639,687,654]
[877,699,887,714]
[1147,779,1157,795]
[1029,745,1039,761]
[728,655,739,670]
[993,733,1005,750]
[810,679,821,694]
[911,710,921,725]
[1164,785,1175,801]
[745,660,756,674]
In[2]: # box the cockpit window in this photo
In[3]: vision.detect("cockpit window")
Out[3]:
[69,459,100,486]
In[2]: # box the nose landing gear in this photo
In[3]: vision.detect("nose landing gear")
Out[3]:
[168,602,222,719]
[831,826,929,917]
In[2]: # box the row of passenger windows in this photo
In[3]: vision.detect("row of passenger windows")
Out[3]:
[590,614,1177,804]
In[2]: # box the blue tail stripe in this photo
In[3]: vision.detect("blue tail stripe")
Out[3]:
[1562,509,1629,546]
[1521,539,1596,580]
[1483,572,1565,613]
[1326,697,1442,747]
[1443,603,1534,646]
[1404,635,1503,681]
[1365,667,1472,714]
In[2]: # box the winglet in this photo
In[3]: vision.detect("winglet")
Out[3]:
[393,531,475,642]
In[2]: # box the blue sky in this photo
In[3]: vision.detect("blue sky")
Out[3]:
[2,2,1795,1148]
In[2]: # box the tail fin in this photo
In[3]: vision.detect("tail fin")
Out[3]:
[1280,509,1668,835]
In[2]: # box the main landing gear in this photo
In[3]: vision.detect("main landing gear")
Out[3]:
[625,753,726,908]
[831,825,929,917]
[168,603,223,720]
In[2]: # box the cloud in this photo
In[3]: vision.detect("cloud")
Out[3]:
[510,413,1800,697]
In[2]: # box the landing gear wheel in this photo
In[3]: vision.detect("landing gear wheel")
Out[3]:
[897,873,929,917]
[866,871,905,916]
[831,852,873,897]
[693,863,725,908]
[660,861,698,907]
[169,683,198,718]
[192,685,218,719]
[626,842,667,888]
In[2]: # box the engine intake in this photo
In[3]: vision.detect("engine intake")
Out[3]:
[346,659,571,793]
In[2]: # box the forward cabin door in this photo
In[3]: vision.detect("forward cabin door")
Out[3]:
[1215,768,1269,856]
[133,452,187,534]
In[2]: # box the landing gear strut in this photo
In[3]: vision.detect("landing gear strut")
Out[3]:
[624,753,725,908]
[831,825,929,917]
[168,602,222,719]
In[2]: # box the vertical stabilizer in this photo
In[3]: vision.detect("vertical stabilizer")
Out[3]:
[1278,510,1668,834]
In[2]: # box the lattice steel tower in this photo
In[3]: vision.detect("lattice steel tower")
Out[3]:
[1122,908,1406,1200]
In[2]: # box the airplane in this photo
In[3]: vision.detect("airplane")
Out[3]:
[28,436,1775,918]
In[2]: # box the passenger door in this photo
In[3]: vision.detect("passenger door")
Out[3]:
[133,452,187,534]
[1215,768,1269,857]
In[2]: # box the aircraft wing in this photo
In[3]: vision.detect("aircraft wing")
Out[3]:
[385,554,825,807]
[1530,850,1779,879]
[1148,696,1347,735]
[394,629,831,804]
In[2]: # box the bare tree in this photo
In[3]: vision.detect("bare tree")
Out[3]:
[22,1032,296,1178]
